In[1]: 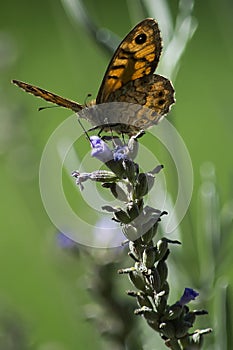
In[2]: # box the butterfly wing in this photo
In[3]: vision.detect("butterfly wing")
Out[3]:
[96,18,162,104]
[12,80,83,112]
[107,74,175,128]
[12,18,174,136]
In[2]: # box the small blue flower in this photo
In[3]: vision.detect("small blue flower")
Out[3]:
[113,145,128,161]
[90,136,113,163]
[178,288,199,306]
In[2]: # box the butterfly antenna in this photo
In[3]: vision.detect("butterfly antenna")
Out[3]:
[84,93,92,107]
[77,118,92,144]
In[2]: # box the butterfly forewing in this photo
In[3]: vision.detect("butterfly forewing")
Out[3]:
[12,80,83,112]
[96,18,162,104]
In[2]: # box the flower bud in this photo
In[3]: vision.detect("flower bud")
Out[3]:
[184,311,196,325]
[143,248,156,268]
[122,224,139,241]
[123,159,137,183]
[166,304,183,320]
[147,320,160,332]
[129,270,147,292]
[91,170,118,182]
[102,205,118,213]
[128,241,140,260]
[149,164,164,174]
[135,306,159,322]
[144,172,155,192]
[141,222,158,243]
[136,293,153,309]
[105,159,125,177]
[159,321,175,338]
[154,292,167,314]
[118,267,135,274]
[174,320,190,338]
[155,239,168,261]
[72,170,118,190]
[134,173,148,198]
[114,209,131,224]
[127,202,140,221]
[149,268,161,292]
[157,260,168,286]
[102,182,128,201]
[162,281,170,297]
[127,140,139,160]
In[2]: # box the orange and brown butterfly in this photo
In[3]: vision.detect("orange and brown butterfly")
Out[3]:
[12,18,175,136]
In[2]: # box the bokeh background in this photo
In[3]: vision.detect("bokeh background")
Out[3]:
[0,0,233,349]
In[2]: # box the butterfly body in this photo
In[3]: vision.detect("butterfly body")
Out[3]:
[12,18,175,136]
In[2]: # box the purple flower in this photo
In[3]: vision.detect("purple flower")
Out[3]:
[92,217,126,248]
[57,232,77,249]
[113,145,128,161]
[90,136,113,163]
[178,288,199,306]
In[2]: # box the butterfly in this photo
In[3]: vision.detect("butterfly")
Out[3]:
[12,18,175,136]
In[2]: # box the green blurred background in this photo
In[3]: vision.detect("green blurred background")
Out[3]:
[0,0,233,349]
